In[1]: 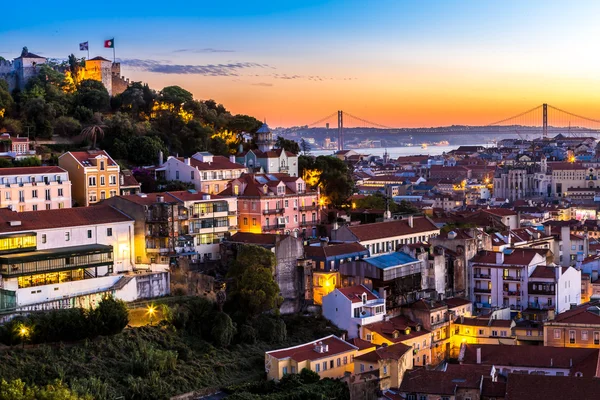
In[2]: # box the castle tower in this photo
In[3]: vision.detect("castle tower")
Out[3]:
[85,57,113,96]
[256,122,275,152]
[13,47,46,90]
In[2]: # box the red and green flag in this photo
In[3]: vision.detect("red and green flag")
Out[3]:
[104,39,114,48]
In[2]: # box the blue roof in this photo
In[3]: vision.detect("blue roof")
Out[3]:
[364,252,419,270]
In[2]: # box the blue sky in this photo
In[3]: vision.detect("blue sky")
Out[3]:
[2,1,600,127]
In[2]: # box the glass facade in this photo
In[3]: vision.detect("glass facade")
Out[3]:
[0,234,36,254]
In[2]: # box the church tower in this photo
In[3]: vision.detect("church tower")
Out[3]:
[256,122,275,152]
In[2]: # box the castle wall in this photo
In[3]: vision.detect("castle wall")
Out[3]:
[0,61,16,93]
[85,60,113,96]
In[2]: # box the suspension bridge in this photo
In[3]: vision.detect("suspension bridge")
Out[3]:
[304,104,600,151]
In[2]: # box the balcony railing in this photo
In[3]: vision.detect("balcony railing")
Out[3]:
[474,287,491,293]
[263,208,284,215]
[263,224,285,230]
[503,290,522,296]
[299,205,319,211]
[528,289,555,295]
[503,276,522,281]
[474,273,491,279]
[300,221,317,227]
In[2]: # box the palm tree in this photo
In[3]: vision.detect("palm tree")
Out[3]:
[81,123,106,149]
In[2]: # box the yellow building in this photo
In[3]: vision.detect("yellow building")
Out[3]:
[353,342,413,391]
[265,335,358,381]
[58,150,120,207]
[449,317,515,357]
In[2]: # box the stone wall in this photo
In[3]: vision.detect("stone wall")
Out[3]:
[135,272,170,299]
[275,236,305,314]
[112,74,129,95]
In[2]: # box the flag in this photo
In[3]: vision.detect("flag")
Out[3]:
[104,39,114,48]
[79,42,89,51]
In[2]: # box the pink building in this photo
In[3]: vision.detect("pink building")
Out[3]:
[0,133,36,160]
[221,173,321,238]
[0,166,71,212]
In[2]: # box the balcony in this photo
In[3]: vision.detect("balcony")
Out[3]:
[263,208,284,215]
[503,290,522,296]
[529,289,555,295]
[300,220,317,227]
[474,273,491,279]
[527,302,554,310]
[474,287,491,293]
[146,247,171,254]
[228,211,237,216]
[263,224,285,230]
[503,276,522,282]
[299,205,319,212]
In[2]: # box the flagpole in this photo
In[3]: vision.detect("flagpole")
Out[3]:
[87,42,90,60]
[113,41,115,63]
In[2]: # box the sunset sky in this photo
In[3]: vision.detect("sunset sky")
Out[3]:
[3,1,600,127]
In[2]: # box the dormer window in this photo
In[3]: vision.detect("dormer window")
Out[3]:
[362,293,367,304]
[100,161,105,171]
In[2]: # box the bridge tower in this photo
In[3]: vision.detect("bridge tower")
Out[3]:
[337,110,344,151]
[543,103,548,138]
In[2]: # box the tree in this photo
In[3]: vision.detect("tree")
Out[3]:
[226,245,281,318]
[275,136,300,154]
[210,312,236,347]
[80,115,106,149]
[300,156,354,208]
[354,193,399,213]
[300,138,311,155]
[75,80,110,112]
[227,114,262,133]
[88,296,129,336]
[127,136,168,166]
[159,86,193,107]
[54,116,81,137]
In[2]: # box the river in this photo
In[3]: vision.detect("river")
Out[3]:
[311,143,490,158]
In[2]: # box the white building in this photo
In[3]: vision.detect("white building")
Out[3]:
[0,206,168,314]
[322,285,386,339]
[0,166,72,212]
[157,152,247,195]
[332,216,440,256]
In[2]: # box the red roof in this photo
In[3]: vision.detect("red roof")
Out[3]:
[66,150,118,167]
[337,285,379,303]
[550,301,600,325]
[483,208,518,217]
[346,217,439,241]
[504,374,600,400]
[354,342,412,363]
[0,166,66,176]
[529,265,558,279]
[347,338,376,351]
[471,249,545,266]
[365,316,430,343]
[455,317,512,328]
[266,335,357,362]
[460,344,600,376]
[228,232,288,246]
[399,364,493,395]
[549,162,586,171]
[444,297,472,309]
[0,206,132,233]
[304,242,368,258]
[187,155,246,171]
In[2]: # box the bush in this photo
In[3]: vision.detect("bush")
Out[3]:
[88,296,129,336]
[254,315,287,344]
[210,312,236,347]
[237,324,257,345]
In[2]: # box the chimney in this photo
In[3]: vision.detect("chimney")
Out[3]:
[570,358,573,367]
[229,155,236,163]
[184,158,191,166]
[158,150,164,166]
[550,358,553,367]
[476,347,482,364]
[238,143,243,153]
[495,251,504,264]
[120,174,124,185]
[408,215,414,228]
[156,195,164,203]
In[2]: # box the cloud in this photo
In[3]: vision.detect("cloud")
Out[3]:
[119,59,269,76]
[251,82,274,87]
[272,73,355,81]
[173,48,235,54]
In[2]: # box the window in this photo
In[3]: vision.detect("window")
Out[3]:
[492,330,498,337]
[41,234,46,244]
[175,171,180,180]
[45,189,51,201]
[594,332,599,345]
[110,190,116,197]
[322,361,327,371]
[252,218,257,226]
[46,204,51,210]
[337,358,341,367]
[383,365,387,375]
[291,366,296,374]
[243,217,248,225]
[526,330,532,337]
[100,176,105,186]
[100,161,105,171]
[89,192,97,203]
[32,205,37,211]
[107,228,113,237]
[87,230,92,239]
[110,175,117,185]
[582,331,589,341]
[31,189,37,198]
[343,356,348,365]
[100,191,106,200]
[18,190,24,202]
[4,192,9,200]
[570,330,576,344]
[190,171,194,180]
[89,176,96,186]
[501,331,507,337]
[554,329,561,339]
[479,329,484,335]
[330,360,334,369]
[315,364,320,372]
[58,202,64,209]
[65,232,70,241]
[58,188,63,197]
[360,364,365,373]
[282,367,288,375]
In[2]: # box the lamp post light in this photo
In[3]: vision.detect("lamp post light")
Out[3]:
[147,305,156,326]
[18,326,29,349]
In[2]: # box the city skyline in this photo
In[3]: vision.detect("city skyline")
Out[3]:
[3,0,600,127]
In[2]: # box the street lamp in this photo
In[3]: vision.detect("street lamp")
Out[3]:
[18,325,29,349]
[147,305,156,326]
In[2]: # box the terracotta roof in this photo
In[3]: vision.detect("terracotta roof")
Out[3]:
[337,285,379,303]
[228,232,288,246]
[187,155,246,171]
[120,171,140,188]
[345,217,439,242]
[483,208,518,217]
[409,298,447,311]
[435,229,476,240]
[88,56,111,62]
[529,265,558,279]
[399,364,493,395]
[354,342,412,363]
[504,374,600,400]
[304,242,368,258]
[460,344,600,376]
[550,301,600,325]
[347,338,376,351]
[0,206,131,233]
[364,316,430,343]
[0,166,66,176]
[455,317,512,328]
[481,377,507,398]
[471,249,544,266]
[266,335,357,362]
[444,297,472,309]
[64,150,118,167]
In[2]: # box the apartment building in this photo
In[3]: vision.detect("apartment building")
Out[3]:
[0,206,166,314]
[332,216,440,256]
[0,133,36,160]
[221,173,320,238]
[0,166,71,211]
[106,190,238,264]
[265,335,358,380]
[58,150,120,206]
[544,301,600,348]
[157,152,247,195]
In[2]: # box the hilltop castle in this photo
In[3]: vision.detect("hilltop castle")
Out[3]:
[0,47,130,95]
